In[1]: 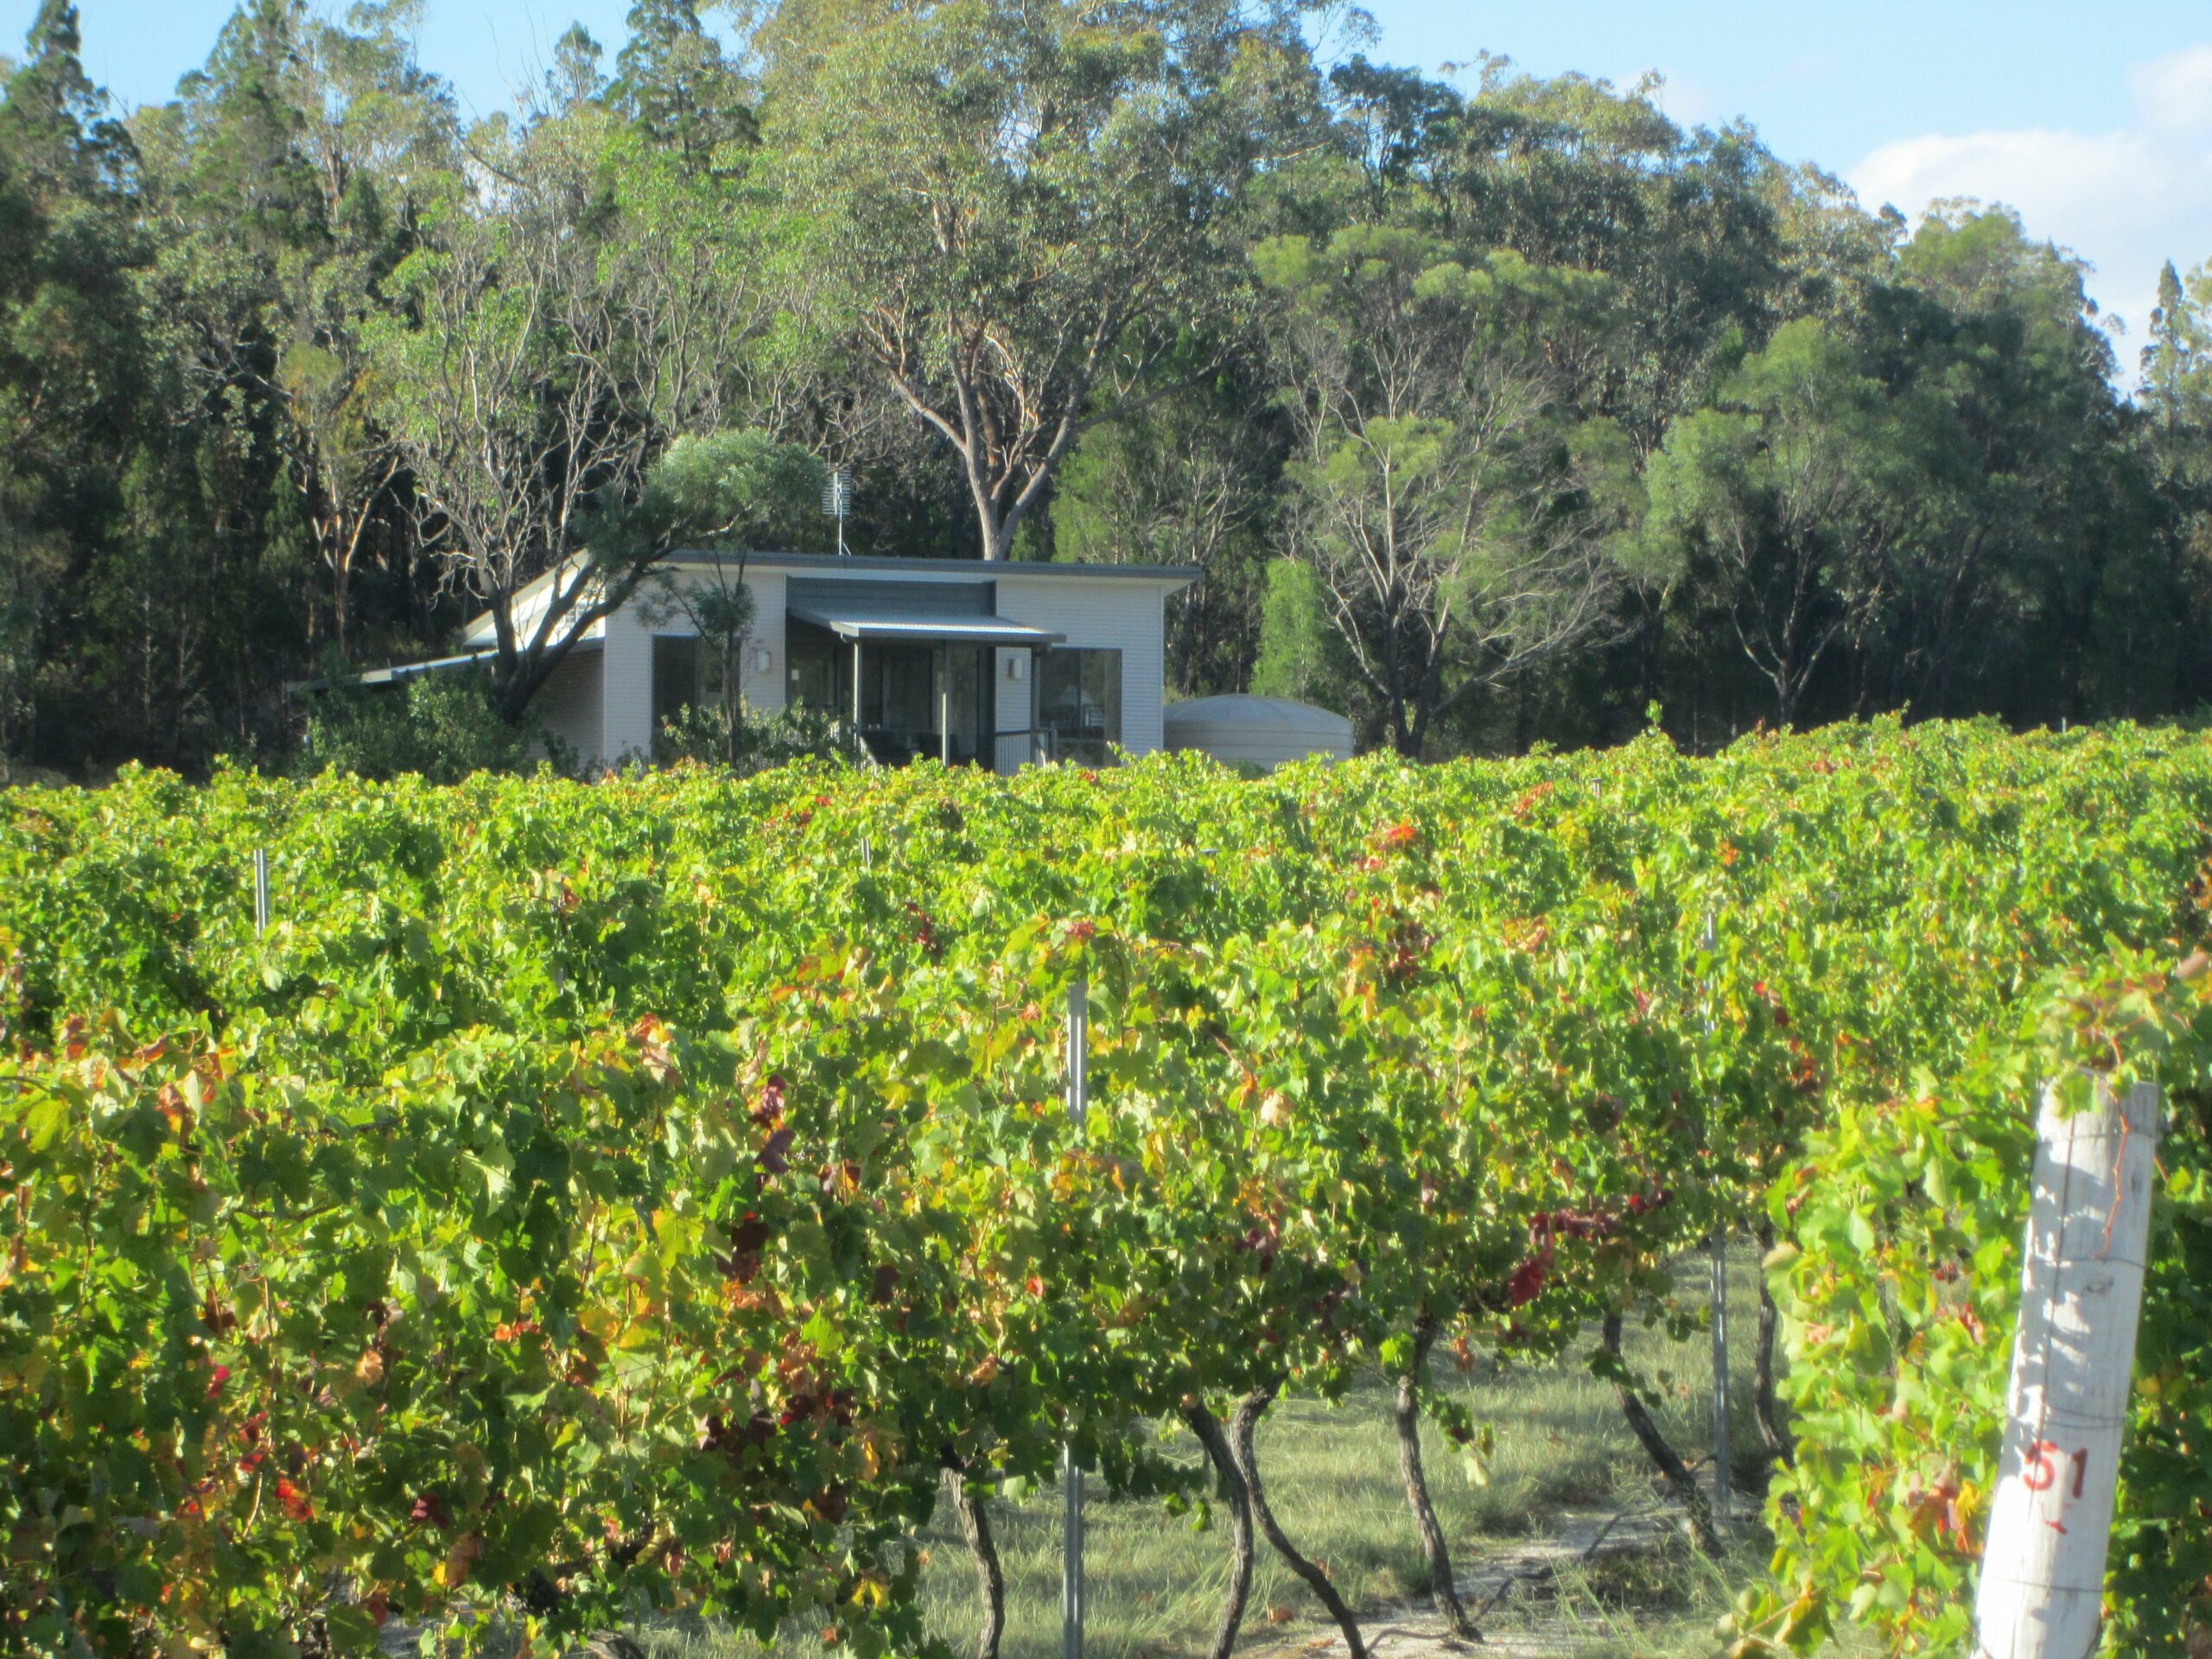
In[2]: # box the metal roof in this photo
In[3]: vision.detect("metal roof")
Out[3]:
[287,638,600,696]
[465,551,1199,645]
[786,604,1065,648]
[677,550,1202,584]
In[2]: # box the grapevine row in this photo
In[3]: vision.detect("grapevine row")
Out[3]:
[3,719,2209,1655]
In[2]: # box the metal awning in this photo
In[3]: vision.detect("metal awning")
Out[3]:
[786,605,1065,648]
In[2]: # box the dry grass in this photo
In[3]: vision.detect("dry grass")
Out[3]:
[639,1255,1820,1659]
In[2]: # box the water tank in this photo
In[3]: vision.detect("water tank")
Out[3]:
[1163,695,1356,770]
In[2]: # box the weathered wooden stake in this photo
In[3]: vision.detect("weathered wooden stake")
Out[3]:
[1974,1078,2162,1659]
[1062,977,1088,1659]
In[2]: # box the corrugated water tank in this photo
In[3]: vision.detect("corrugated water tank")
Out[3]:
[1162,695,1355,770]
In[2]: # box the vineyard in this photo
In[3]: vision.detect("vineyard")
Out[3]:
[3,721,2211,1658]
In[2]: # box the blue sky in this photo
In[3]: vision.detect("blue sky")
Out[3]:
[11,1,2212,355]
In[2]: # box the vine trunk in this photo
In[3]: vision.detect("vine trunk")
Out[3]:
[1600,1311,1720,1553]
[1230,1382,1370,1659]
[944,1463,1005,1659]
[1184,1399,1258,1659]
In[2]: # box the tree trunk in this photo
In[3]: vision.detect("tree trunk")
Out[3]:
[1599,1312,1720,1553]
[1183,1401,1257,1659]
[1392,1328,1476,1637]
[333,557,352,664]
[1230,1383,1369,1659]
[944,1464,1006,1659]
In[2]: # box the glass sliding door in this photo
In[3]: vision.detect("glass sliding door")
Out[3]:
[944,645,990,766]
[786,618,841,715]
[782,633,998,767]
[1039,648,1122,765]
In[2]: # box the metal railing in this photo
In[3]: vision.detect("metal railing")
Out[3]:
[838,722,1063,771]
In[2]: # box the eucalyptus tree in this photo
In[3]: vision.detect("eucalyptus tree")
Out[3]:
[1051,345,1282,691]
[1863,210,2132,719]
[0,0,143,773]
[609,0,754,170]
[2145,258,2212,445]
[1257,223,1643,756]
[1643,317,1914,728]
[543,23,607,116]
[368,104,809,722]
[2139,259,2212,716]
[365,109,652,721]
[763,0,1320,562]
[278,1,456,658]
[1325,60,1801,452]
[601,119,810,442]
[2144,257,2212,572]
[122,0,454,690]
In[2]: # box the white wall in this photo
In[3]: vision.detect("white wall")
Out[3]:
[993,574,1172,760]
[594,563,1182,772]
[460,561,599,650]
[533,647,604,771]
[744,569,787,716]
[598,569,791,762]
[601,598,656,765]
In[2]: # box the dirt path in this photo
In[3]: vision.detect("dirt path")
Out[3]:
[1243,1506,1683,1659]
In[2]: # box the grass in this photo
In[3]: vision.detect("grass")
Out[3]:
[642,1253,1821,1659]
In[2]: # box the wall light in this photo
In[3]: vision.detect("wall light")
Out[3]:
[1007,654,1027,682]
[751,646,773,676]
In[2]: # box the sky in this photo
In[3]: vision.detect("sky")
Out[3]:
[10,0,2211,361]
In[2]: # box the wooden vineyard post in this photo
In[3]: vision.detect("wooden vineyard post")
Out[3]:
[1709,1229,1731,1529]
[1062,977,1088,1659]
[1974,1078,2163,1659]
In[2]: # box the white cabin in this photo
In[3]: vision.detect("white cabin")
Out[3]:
[458,551,1200,773]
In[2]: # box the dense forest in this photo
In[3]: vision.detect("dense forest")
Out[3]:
[3,0,2210,775]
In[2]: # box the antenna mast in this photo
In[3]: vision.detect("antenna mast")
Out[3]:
[822,468,854,557]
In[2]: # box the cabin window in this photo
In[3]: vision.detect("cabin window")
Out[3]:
[652,635,702,733]
[787,619,840,714]
[1039,648,1122,765]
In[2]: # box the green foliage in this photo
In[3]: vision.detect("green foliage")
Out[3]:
[1642,317,1913,726]
[4,0,2212,772]
[1745,954,2212,1656]
[300,669,568,784]
[3,724,2212,1651]
[652,697,840,772]
[763,0,1309,562]
[615,429,825,560]
[1257,220,1642,753]
[1250,556,1341,708]
[1048,348,1278,692]
[609,0,754,167]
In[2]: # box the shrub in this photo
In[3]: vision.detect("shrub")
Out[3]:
[300,669,571,784]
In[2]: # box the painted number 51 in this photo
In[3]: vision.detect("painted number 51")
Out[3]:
[2021,1440,2088,1499]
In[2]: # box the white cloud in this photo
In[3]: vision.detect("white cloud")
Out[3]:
[2133,41,2212,136]
[1646,72,1718,131]
[1847,43,2212,347]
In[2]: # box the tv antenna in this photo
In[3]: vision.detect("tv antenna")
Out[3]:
[822,467,854,557]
